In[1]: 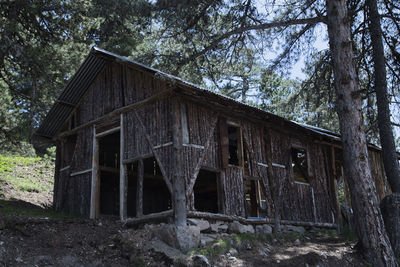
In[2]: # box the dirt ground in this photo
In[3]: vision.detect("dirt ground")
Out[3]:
[0,201,366,267]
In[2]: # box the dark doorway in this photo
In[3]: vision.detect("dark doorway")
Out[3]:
[142,157,171,215]
[98,131,120,216]
[193,169,219,213]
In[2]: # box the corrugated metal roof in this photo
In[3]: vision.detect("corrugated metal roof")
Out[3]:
[36,47,342,143]
[36,52,106,138]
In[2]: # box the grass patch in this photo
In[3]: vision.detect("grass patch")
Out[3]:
[0,154,54,194]
[0,199,73,219]
[190,238,232,258]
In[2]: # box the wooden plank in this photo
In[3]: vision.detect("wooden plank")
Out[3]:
[60,165,71,172]
[70,168,92,177]
[186,115,219,197]
[90,126,99,219]
[120,114,127,220]
[136,159,144,217]
[172,97,187,226]
[58,89,173,138]
[96,126,121,138]
[122,153,153,164]
[219,117,229,168]
[124,209,173,226]
[133,111,173,193]
[181,102,189,144]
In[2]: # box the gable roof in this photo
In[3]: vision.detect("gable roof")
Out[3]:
[35,47,351,148]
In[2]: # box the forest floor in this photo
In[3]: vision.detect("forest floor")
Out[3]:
[0,155,367,266]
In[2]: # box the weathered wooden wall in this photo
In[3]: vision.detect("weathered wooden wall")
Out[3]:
[55,127,93,216]
[183,99,337,223]
[53,58,390,224]
[369,150,391,202]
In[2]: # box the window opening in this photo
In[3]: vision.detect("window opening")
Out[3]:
[245,179,267,218]
[228,125,242,166]
[291,147,309,183]
[193,169,219,213]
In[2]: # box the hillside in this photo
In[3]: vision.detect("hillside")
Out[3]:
[0,155,366,266]
[0,155,54,208]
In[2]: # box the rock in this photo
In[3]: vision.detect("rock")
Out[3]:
[146,239,183,261]
[284,225,306,233]
[154,224,200,251]
[255,224,273,235]
[381,193,400,256]
[228,248,238,256]
[0,219,5,230]
[60,255,80,267]
[210,221,229,233]
[188,219,210,232]
[228,221,254,234]
[293,239,301,246]
[258,247,270,257]
[34,255,53,265]
[192,254,210,267]
[200,234,216,246]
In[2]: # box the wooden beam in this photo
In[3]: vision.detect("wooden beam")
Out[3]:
[124,209,173,226]
[58,89,173,138]
[136,159,144,217]
[70,168,92,177]
[122,153,153,165]
[186,211,337,229]
[96,126,121,138]
[90,126,99,219]
[186,115,219,198]
[172,97,187,226]
[120,114,127,220]
[134,111,173,193]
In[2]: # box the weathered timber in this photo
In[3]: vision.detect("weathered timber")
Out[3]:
[133,110,173,193]
[136,159,144,217]
[187,211,337,229]
[90,125,98,219]
[120,114,127,220]
[124,209,173,226]
[58,89,173,138]
[172,97,187,226]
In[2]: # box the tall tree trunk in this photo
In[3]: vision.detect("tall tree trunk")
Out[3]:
[325,0,397,265]
[366,0,400,193]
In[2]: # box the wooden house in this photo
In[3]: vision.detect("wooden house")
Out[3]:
[36,47,391,228]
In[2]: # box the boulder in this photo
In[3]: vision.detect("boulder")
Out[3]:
[210,221,229,233]
[187,219,210,232]
[146,239,183,261]
[154,224,200,251]
[255,224,273,235]
[228,221,254,234]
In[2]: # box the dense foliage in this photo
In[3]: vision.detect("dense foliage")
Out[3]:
[0,0,399,153]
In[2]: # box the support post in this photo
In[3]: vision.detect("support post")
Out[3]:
[120,114,127,220]
[136,159,144,217]
[172,97,187,226]
[90,126,99,219]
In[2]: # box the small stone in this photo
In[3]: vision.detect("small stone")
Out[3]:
[285,225,306,233]
[321,252,328,259]
[15,257,23,263]
[98,222,102,226]
[192,254,210,267]
[228,248,238,256]
[293,239,301,246]
[255,225,273,235]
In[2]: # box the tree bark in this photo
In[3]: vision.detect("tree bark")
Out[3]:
[366,0,400,193]
[326,0,397,265]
